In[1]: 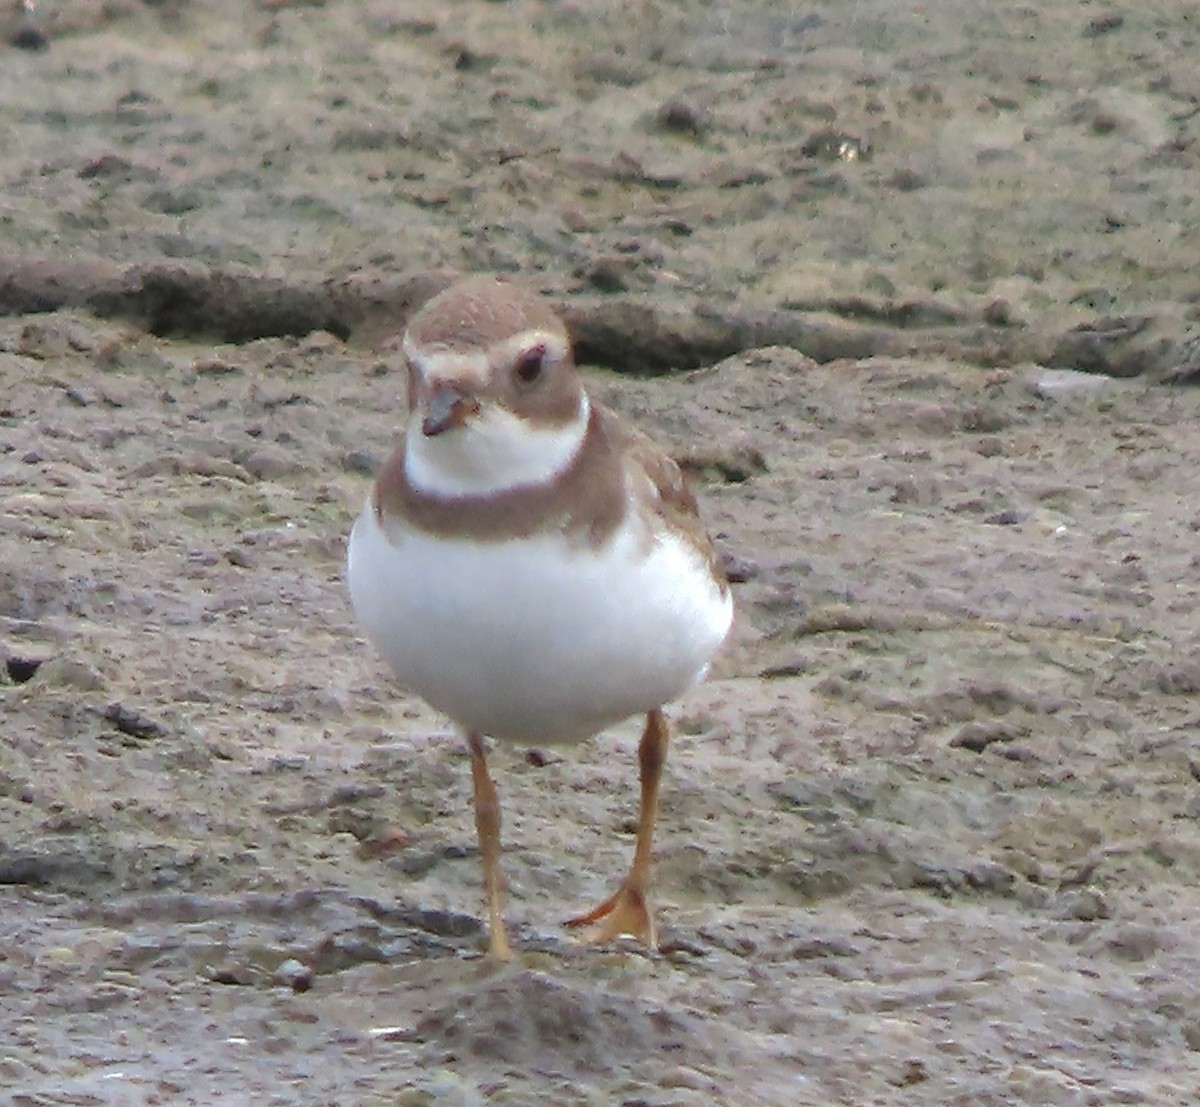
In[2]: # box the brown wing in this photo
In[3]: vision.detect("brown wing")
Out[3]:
[599,405,731,594]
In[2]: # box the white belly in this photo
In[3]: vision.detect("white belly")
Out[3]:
[346,503,732,745]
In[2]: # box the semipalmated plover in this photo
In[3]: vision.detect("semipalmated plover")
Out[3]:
[347,276,733,959]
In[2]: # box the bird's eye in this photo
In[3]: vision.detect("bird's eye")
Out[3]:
[513,345,546,385]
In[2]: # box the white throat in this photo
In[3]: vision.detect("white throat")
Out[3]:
[406,392,590,497]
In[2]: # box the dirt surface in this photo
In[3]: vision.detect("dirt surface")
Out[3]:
[3,2,1200,1105]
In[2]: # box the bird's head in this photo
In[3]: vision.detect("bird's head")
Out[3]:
[400,277,589,498]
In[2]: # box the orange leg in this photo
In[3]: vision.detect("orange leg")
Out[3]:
[565,708,669,949]
[467,732,512,961]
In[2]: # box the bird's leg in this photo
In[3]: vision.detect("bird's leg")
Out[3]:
[565,708,668,949]
[467,732,512,961]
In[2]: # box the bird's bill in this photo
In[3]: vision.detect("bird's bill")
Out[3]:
[421,382,481,437]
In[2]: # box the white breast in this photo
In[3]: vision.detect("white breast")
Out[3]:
[346,502,732,745]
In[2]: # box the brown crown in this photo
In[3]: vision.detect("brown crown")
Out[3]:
[406,277,567,353]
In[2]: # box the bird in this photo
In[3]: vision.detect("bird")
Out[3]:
[346,276,733,959]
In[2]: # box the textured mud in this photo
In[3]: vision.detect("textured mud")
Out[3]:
[3,3,1200,1105]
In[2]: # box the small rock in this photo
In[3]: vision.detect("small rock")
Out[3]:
[0,1056,28,1082]
[1156,663,1200,696]
[1083,13,1124,37]
[36,657,105,691]
[78,154,149,182]
[802,129,870,162]
[393,1089,434,1107]
[297,330,343,354]
[1160,334,1200,384]
[894,1059,928,1086]
[973,436,1006,458]
[887,167,927,191]
[759,660,811,679]
[983,298,1015,326]
[9,22,48,52]
[721,550,759,583]
[274,958,314,993]
[356,826,413,860]
[1047,316,1167,379]
[583,256,631,293]
[1029,368,1114,398]
[964,859,1015,893]
[406,906,483,939]
[180,500,246,523]
[388,849,441,878]
[1055,889,1110,921]
[997,744,1038,762]
[239,447,302,481]
[910,402,958,435]
[209,962,259,986]
[141,187,203,215]
[676,441,767,483]
[192,355,242,376]
[450,45,496,73]
[950,721,1018,752]
[1106,924,1169,961]
[310,934,392,975]
[102,701,169,740]
[560,207,593,233]
[654,98,710,137]
[659,1065,721,1092]
[16,321,72,359]
[342,449,377,476]
[1071,286,1115,312]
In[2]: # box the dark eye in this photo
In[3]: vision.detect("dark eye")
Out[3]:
[513,344,546,385]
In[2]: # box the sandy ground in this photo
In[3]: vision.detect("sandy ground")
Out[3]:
[3,2,1200,1105]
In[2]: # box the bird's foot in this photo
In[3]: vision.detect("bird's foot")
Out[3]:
[564,879,657,949]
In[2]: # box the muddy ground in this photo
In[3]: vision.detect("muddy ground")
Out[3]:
[3,2,1200,1104]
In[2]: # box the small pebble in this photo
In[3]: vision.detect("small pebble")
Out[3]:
[654,98,710,137]
[274,958,314,993]
[9,23,48,52]
[342,449,378,476]
[209,962,258,986]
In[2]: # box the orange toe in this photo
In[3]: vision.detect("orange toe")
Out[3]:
[564,881,657,949]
